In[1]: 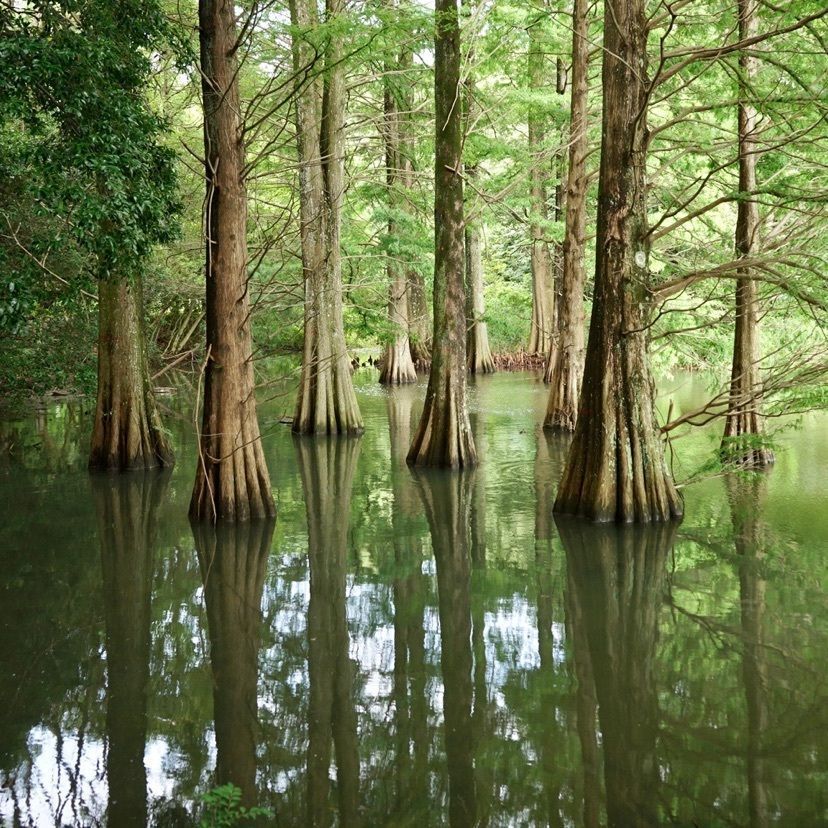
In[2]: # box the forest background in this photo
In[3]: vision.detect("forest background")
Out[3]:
[0,0,825,433]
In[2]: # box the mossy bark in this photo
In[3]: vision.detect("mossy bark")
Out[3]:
[193,519,274,809]
[553,0,682,522]
[407,0,477,468]
[89,277,173,471]
[191,0,275,523]
[543,0,589,431]
[721,0,774,469]
[290,0,363,433]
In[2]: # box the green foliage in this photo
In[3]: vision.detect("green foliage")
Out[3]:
[0,0,182,279]
[198,784,274,828]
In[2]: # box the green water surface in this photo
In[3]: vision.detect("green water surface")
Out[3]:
[1,370,827,826]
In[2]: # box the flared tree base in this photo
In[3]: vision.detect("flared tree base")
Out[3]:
[190,407,275,523]
[407,382,477,469]
[543,354,582,433]
[379,340,418,385]
[467,325,496,375]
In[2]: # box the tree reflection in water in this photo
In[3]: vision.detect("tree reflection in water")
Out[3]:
[415,469,477,827]
[192,517,274,809]
[559,517,676,828]
[727,473,770,828]
[387,390,429,819]
[296,436,362,827]
[94,470,170,827]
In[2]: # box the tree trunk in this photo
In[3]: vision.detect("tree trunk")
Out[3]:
[553,0,682,523]
[291,0,364,433]
[416,471,478,827]
[191,0,275,523]
[543,0,589,430]
[297,437,361,826]
[95,472,168,828]
[721,0,774,468]
[465,191,496,375]
[462,23,495,376]
[380,38,417,386]
[193,519,274,808]
[396,45,432,370]
[527,2,555,357]
[407,0,477,468]
[559,518,675,827]
[89,277,173,471]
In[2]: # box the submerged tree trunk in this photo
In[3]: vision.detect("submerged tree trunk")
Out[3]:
[297,437,361,826]
[95,472,168,828]
[89,277,173,471]
[290,0,363,433]
[543,0,589,431]
[194,519,274,808]
[527,1,555,357]
[380,37,417,386]
[407,0,477,467]
[553,0,682,522]
[721,0,774,468]
[191,0,274,523]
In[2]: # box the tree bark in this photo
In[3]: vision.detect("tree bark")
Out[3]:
[465,187,495,375]
[396,44,432,370]
[95,471,169,828]
[553,0,682,523]
[89,277,173,471]
[543,0,589,431]
[462,19,495,376]
[407,0,477,468]
[191,0,275,523]
[380,31,417,386]
[193,519,274,808]
[297,436,361,826]
[721,0,774,468]
[290,0,364,433]
[527,1,555,357]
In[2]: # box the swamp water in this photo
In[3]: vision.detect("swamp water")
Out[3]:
[1,370,827,826]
